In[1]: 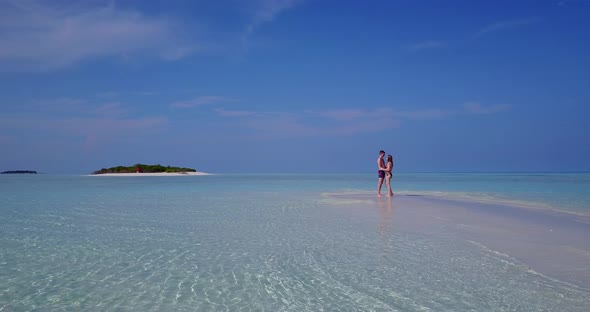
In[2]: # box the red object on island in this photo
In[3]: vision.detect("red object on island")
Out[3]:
[136,167,142,173]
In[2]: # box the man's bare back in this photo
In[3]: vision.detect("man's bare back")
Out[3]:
[377,150,385,196]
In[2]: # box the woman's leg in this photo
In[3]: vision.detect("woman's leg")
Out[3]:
[386,174,393,196]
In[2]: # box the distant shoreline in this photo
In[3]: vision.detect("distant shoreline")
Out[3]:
[89,172,212,177]
[1,170,37,174]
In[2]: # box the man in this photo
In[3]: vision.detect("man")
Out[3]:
[376,150,386,196]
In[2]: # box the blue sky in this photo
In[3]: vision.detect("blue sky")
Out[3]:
[0,0,589,173]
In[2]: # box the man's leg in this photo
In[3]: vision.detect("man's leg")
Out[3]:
[377,178,384,196]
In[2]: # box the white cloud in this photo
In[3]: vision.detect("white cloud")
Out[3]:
[211,103,510,138]
[171,96,236,108]
[395,108,454,119]
[214,108,257,117]
[394,103,510,119]
[92,102,129,118]
[475,18,540,38]
[0,135,15,144]
[463,102,510,114]
[212,107,399,138]
[243,0,302,39]
[0,114,166,136]
[27,97,129,117]
[238,112,399,138]
[0,0,195,70]
[407,41,445,52]
[0,93,168,149]
[307,108,393,121]
[96,90,158,98]
[0,0,304,70]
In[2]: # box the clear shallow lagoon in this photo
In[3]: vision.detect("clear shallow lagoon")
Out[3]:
[1,173,589,311]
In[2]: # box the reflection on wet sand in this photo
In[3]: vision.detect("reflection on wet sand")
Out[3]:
[376,196,396,267]
[377,196,395,235]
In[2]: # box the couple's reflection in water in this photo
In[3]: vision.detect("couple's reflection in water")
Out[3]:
[377,196,395,235]
[376,196,396,263]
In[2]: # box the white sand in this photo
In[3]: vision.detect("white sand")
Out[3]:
[89,172,212,176]
[324,193,590,289]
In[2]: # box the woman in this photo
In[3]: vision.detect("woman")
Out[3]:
[380,155,394,196]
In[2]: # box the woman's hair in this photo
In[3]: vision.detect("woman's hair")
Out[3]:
[387,155,393,163]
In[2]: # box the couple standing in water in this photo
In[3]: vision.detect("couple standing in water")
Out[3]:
[377,150,394,197]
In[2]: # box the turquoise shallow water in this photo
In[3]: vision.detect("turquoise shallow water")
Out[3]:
[387,172,590,215]
[1,173,589,311]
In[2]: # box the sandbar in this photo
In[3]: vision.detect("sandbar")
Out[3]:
[323,192,590,289]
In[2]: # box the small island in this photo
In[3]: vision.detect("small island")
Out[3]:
[91,164,210,176]
[1,170,37,174]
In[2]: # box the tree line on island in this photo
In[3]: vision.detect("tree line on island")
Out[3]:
[93,164,196,175]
